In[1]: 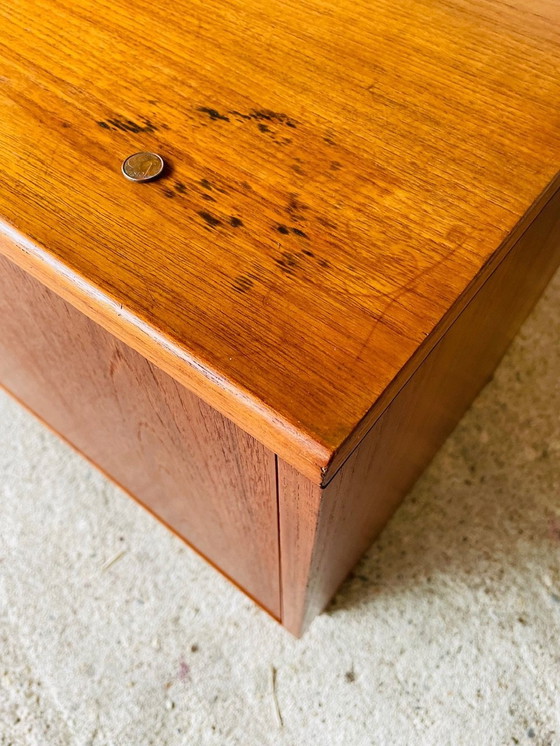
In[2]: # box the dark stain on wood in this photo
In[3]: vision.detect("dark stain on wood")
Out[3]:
[197,107,230,122]
[229,110,252,121]
[287,195,308,221]
[277,223,308,238]
[97,117,158,133]
[251,110,297,128]
[198,211,222,228]
[232,275,254,293]
[229,109,297,128]
[275,252,300,275]
[316,216,337,230]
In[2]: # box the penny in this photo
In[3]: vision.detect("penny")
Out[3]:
[121,152,164,182]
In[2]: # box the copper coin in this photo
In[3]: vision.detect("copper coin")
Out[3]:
[121,152,164,182]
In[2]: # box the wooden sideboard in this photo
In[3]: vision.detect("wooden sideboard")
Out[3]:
[1,0,559,634]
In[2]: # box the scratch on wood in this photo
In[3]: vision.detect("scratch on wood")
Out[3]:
[354,242,465,363]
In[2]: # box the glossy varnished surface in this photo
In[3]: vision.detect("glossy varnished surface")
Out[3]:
[1,0,559,481]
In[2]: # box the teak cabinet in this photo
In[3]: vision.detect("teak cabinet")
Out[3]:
[1,0,560,634]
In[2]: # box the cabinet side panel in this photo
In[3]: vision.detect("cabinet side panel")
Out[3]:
[279,187,560,636]
[277,462,322,635]
[0,255,280,617]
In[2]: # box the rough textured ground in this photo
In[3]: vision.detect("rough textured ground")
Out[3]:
[0,268,559,746]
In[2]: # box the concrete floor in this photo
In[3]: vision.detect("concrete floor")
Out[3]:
[0,268,559,746]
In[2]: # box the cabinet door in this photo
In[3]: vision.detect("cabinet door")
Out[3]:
[0,254,280,617]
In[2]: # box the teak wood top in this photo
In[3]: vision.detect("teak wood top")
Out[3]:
[1,0,559,483]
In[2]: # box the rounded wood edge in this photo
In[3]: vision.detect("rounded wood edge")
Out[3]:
[4,172,558,489]
[0,221,331,484]
[321,172,560,486]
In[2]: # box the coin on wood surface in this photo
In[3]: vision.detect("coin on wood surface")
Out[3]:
[121,152,164,182]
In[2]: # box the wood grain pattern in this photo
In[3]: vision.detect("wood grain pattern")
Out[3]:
[279,185,560,636]
[0,253,281,618]
[1,0,559,481]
